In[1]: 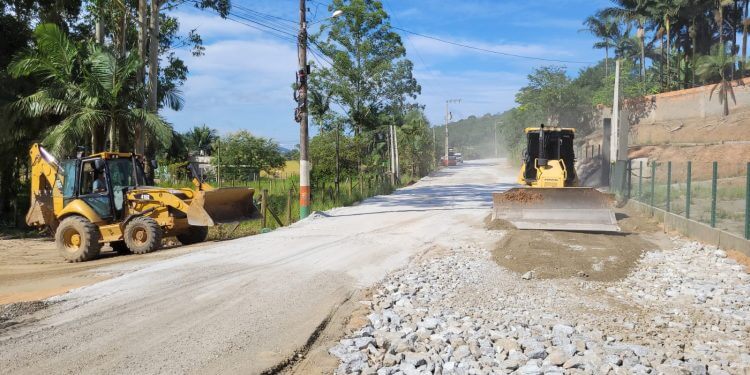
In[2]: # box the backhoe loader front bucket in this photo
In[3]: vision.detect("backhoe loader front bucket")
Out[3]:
[187,188,258,226]
[492,187,620,232]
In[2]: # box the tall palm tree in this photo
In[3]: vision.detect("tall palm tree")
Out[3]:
[697,46,738,115]
[8,23,171,155]
[583,15,621,76]
[645,0,687,88]
[600,0,653,82]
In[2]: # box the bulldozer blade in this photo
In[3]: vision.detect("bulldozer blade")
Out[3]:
[492,187,620,232]
[187,188,258,226]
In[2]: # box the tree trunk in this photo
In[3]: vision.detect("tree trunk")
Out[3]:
[605,44,609,77]
[145,0,160,170]
[666,16,671,88]
[136,0,148,155]
[148,0,159,115]
[743,0,749,78]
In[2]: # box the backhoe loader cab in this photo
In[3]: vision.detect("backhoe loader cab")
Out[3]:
[26,144,258,262]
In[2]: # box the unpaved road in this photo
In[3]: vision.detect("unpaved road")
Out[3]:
[0,238,216,305]
[0,159,514,374]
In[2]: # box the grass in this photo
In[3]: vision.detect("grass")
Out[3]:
[630,173,748,237]
[161,173,403,241]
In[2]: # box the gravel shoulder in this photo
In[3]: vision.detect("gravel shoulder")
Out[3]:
[328,219,750,374]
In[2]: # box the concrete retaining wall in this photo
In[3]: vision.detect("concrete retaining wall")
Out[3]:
[625,199,750,257]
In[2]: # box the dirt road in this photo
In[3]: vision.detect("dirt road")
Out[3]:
[0,160,513,374]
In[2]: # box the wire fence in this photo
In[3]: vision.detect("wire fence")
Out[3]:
[627,160,750,239]
[157,172,401,228]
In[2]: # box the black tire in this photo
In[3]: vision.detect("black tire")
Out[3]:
[55,216,102,262]
[176,226,209,245]
[123,216,162,254]
[110,241,132,255]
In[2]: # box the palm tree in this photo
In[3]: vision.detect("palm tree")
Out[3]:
[8,23,171,155]
[697,46,738,115]
[583,15,621,76]
[184,124,218,155]
[600,1,649,81]
[645,0,687,88]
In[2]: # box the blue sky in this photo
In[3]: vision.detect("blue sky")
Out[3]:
[164,0,612,149]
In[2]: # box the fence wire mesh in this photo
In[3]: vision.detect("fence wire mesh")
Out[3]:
[628,160,749,239]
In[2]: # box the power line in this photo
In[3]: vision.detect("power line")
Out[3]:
[390,26,594,65]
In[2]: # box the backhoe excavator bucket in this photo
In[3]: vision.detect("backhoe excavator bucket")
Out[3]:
[492,187,620,232]
[187,188,258,226]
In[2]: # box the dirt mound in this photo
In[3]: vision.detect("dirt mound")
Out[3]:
[487,212,659,282]
[495,189,543,203]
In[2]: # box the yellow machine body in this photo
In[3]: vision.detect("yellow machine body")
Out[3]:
[493,126,620,232]
[26,144,258,261]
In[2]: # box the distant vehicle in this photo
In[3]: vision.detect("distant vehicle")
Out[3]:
[441,155,458,166]
[455,153,463,164]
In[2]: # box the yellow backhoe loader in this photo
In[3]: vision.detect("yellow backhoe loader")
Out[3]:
[492,125,620,232]
[26,144,258,262]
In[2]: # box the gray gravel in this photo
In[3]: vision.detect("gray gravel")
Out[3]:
[329,239,750,374]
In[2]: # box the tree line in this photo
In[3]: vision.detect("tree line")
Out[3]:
[0,0,434,227]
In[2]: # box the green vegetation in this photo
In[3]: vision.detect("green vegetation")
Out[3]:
[0,0,433,232]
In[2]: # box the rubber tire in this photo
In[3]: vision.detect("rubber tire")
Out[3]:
[176,226,209,245]
[110,241,131,255]
[55,216,102,262]
[123,216,163,254]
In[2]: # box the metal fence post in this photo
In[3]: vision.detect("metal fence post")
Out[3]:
[650,162,656,211]
[666,161,672,213]
[638,161,643,200]
[711,161,718,228]
[627,160,632,199]
[745,162,749,239]
[261,189,268,228]
[686,161,692,220]
[286,187,293,225]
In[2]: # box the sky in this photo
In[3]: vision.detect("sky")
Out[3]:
[163,0,613,149]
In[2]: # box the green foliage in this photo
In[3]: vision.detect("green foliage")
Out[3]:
[310,129,358,181]
[183,124,218,155]
[309,0,422,176]
[9,23,172,156]
[213,130,285,178]
[591,60,660,107]
[397,109,433,177]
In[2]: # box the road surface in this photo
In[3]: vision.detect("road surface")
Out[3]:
[0,159,514,374]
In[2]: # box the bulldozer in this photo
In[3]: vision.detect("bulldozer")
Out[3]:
[492,125,620,232]
[26,143,258,262]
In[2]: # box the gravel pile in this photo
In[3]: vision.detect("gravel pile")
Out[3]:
[329,240,750,375]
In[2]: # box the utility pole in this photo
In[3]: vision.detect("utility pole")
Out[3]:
[444,99,461,165]
[611,60,621,163]
[393,124,400,182]
[494,121,501,158]
[296,0,311,219]
[432,126,436,167]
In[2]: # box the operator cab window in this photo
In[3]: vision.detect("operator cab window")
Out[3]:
[80,161,107,195]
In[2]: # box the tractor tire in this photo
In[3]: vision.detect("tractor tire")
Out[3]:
[110,241,131,255]
[176,226,209,245]
[123,216,163,254]
[55,216,102,262]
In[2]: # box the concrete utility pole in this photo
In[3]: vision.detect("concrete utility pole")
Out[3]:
[444,99,461,164]
[297,0,311,219]
[494,121,501,158]
[394,125,400,180]
[611,59,621,163]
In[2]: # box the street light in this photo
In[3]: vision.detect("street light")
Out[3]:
[296,2,343,219]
